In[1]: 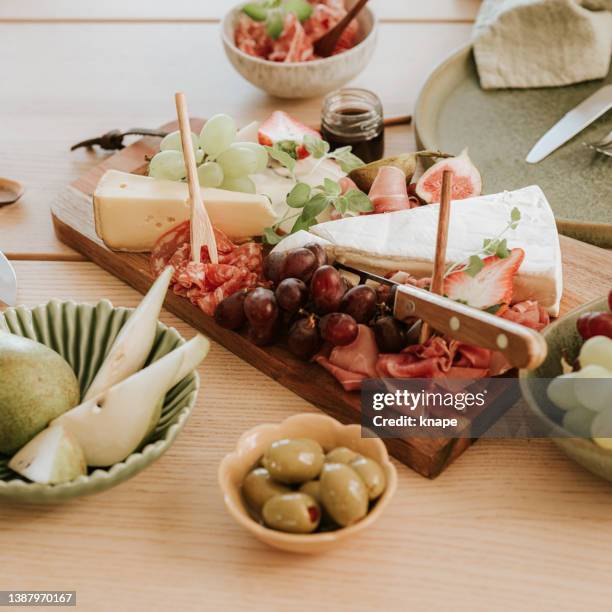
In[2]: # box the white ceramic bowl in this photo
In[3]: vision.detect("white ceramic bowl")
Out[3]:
[221,1,378,98]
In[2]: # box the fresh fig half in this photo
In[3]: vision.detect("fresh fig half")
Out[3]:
[415,148,482,204]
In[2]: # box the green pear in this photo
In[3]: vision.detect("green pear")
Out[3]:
[9,425,86,485]
[0,332,80,454]
[84,266,173,400]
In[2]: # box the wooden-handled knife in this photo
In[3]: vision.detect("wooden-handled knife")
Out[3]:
[393,283,547,370]
[335,262,547,370]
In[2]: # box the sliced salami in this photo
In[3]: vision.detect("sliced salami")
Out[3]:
[150,221,265,316]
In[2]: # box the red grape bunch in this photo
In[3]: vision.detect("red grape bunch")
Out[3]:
[214,244,412,359]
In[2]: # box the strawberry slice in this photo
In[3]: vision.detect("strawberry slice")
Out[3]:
[258,110,321,159]
[443,248,525,310]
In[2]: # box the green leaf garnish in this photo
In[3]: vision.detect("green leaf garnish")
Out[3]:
[263,226,284,245]
[330,148,365,173]
[302,193,329,220]
[265,145,296,174]
[345,189,374,213]
[243,2,268,21]
[303,135,330,159]
[284,0,313,21]
[323,177,341,197]
[496,238,510,259]
[291,214,317,233]
[287,182,311,208]
[464,255,484,278]
[266,11,284,39]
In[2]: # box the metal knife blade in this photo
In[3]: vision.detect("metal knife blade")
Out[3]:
[526,84,612,164]
[0,250,17,306]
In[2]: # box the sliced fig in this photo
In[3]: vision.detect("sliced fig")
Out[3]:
[415,148,482,204]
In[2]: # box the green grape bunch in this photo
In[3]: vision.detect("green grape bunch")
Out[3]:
[148,114,268,194]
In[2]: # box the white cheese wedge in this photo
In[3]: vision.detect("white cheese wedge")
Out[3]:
[272,186,563,315]
[93,170,277,251]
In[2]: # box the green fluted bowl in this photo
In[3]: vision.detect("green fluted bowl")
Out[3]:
[0,300,199,503]
[520,296,612,483]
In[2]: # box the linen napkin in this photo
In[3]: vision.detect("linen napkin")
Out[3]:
[473,0,612,89]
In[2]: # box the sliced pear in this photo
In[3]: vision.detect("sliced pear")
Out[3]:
[9,425,86,485]
[54,348,182,467]
[166,335,210,388]
[84,266,173,400]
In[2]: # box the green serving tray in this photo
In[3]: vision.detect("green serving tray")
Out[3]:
[415,45,612,247]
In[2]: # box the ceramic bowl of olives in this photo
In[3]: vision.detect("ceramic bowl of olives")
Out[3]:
[218,413,397,554]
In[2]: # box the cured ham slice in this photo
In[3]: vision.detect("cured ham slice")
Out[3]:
[501,300,550,331]
[368,166,417,214]
[150,221,264,316]
[376,337,491,380]
[315,325,378,391]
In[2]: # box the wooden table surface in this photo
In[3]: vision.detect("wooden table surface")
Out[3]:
[1,3,611,611]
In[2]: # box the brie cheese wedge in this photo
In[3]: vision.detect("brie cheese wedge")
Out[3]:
[93,170,276,251]
[273,186,563,315]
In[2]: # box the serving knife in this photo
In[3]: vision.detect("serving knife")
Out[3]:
[526,84,612,164]
[0,250,17,306]
[335,263,547,370]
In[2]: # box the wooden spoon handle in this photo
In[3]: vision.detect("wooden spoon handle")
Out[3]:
[314,0,369,58]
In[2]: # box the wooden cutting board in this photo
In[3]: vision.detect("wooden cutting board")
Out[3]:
[51,121,612,478]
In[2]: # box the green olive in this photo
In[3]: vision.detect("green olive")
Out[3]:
[349,456,386,500]
[262,493,321,534]
[319,463,368,527]
[262,438,324,484]
[299,480,322,505]
[242,467,291,512]
[325,447,358,464]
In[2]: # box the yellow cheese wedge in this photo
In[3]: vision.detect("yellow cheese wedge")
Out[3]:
[93,170,277,252]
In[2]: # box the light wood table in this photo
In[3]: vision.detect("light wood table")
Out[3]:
[1,3,611,611]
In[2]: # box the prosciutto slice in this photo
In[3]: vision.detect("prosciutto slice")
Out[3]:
[368,166,417,214]
[501,300,550,331]
[315,325,378,391]
[376,337,490,379]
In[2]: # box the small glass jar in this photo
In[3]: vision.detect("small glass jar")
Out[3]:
[320,88,385,164]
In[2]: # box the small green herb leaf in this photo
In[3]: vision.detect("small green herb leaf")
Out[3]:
[287,182,311,207]
[496,238,510,259]
[291,214,317,233]
[266,11,284,39]
[323,178,341,196]
[265,145,296,174]
[464,255,484,278]
[284,0,313,21]
[303,135,330,159]
[243,2,268,21]
[511,207,521,223]
[302,193,330,220]
[263,226,284,245]
[345,189,373,213]
[331,148,365,173]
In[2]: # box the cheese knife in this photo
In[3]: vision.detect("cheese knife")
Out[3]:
[0,250,17,306]
[526,84,612,164]
[335,263,547,370]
